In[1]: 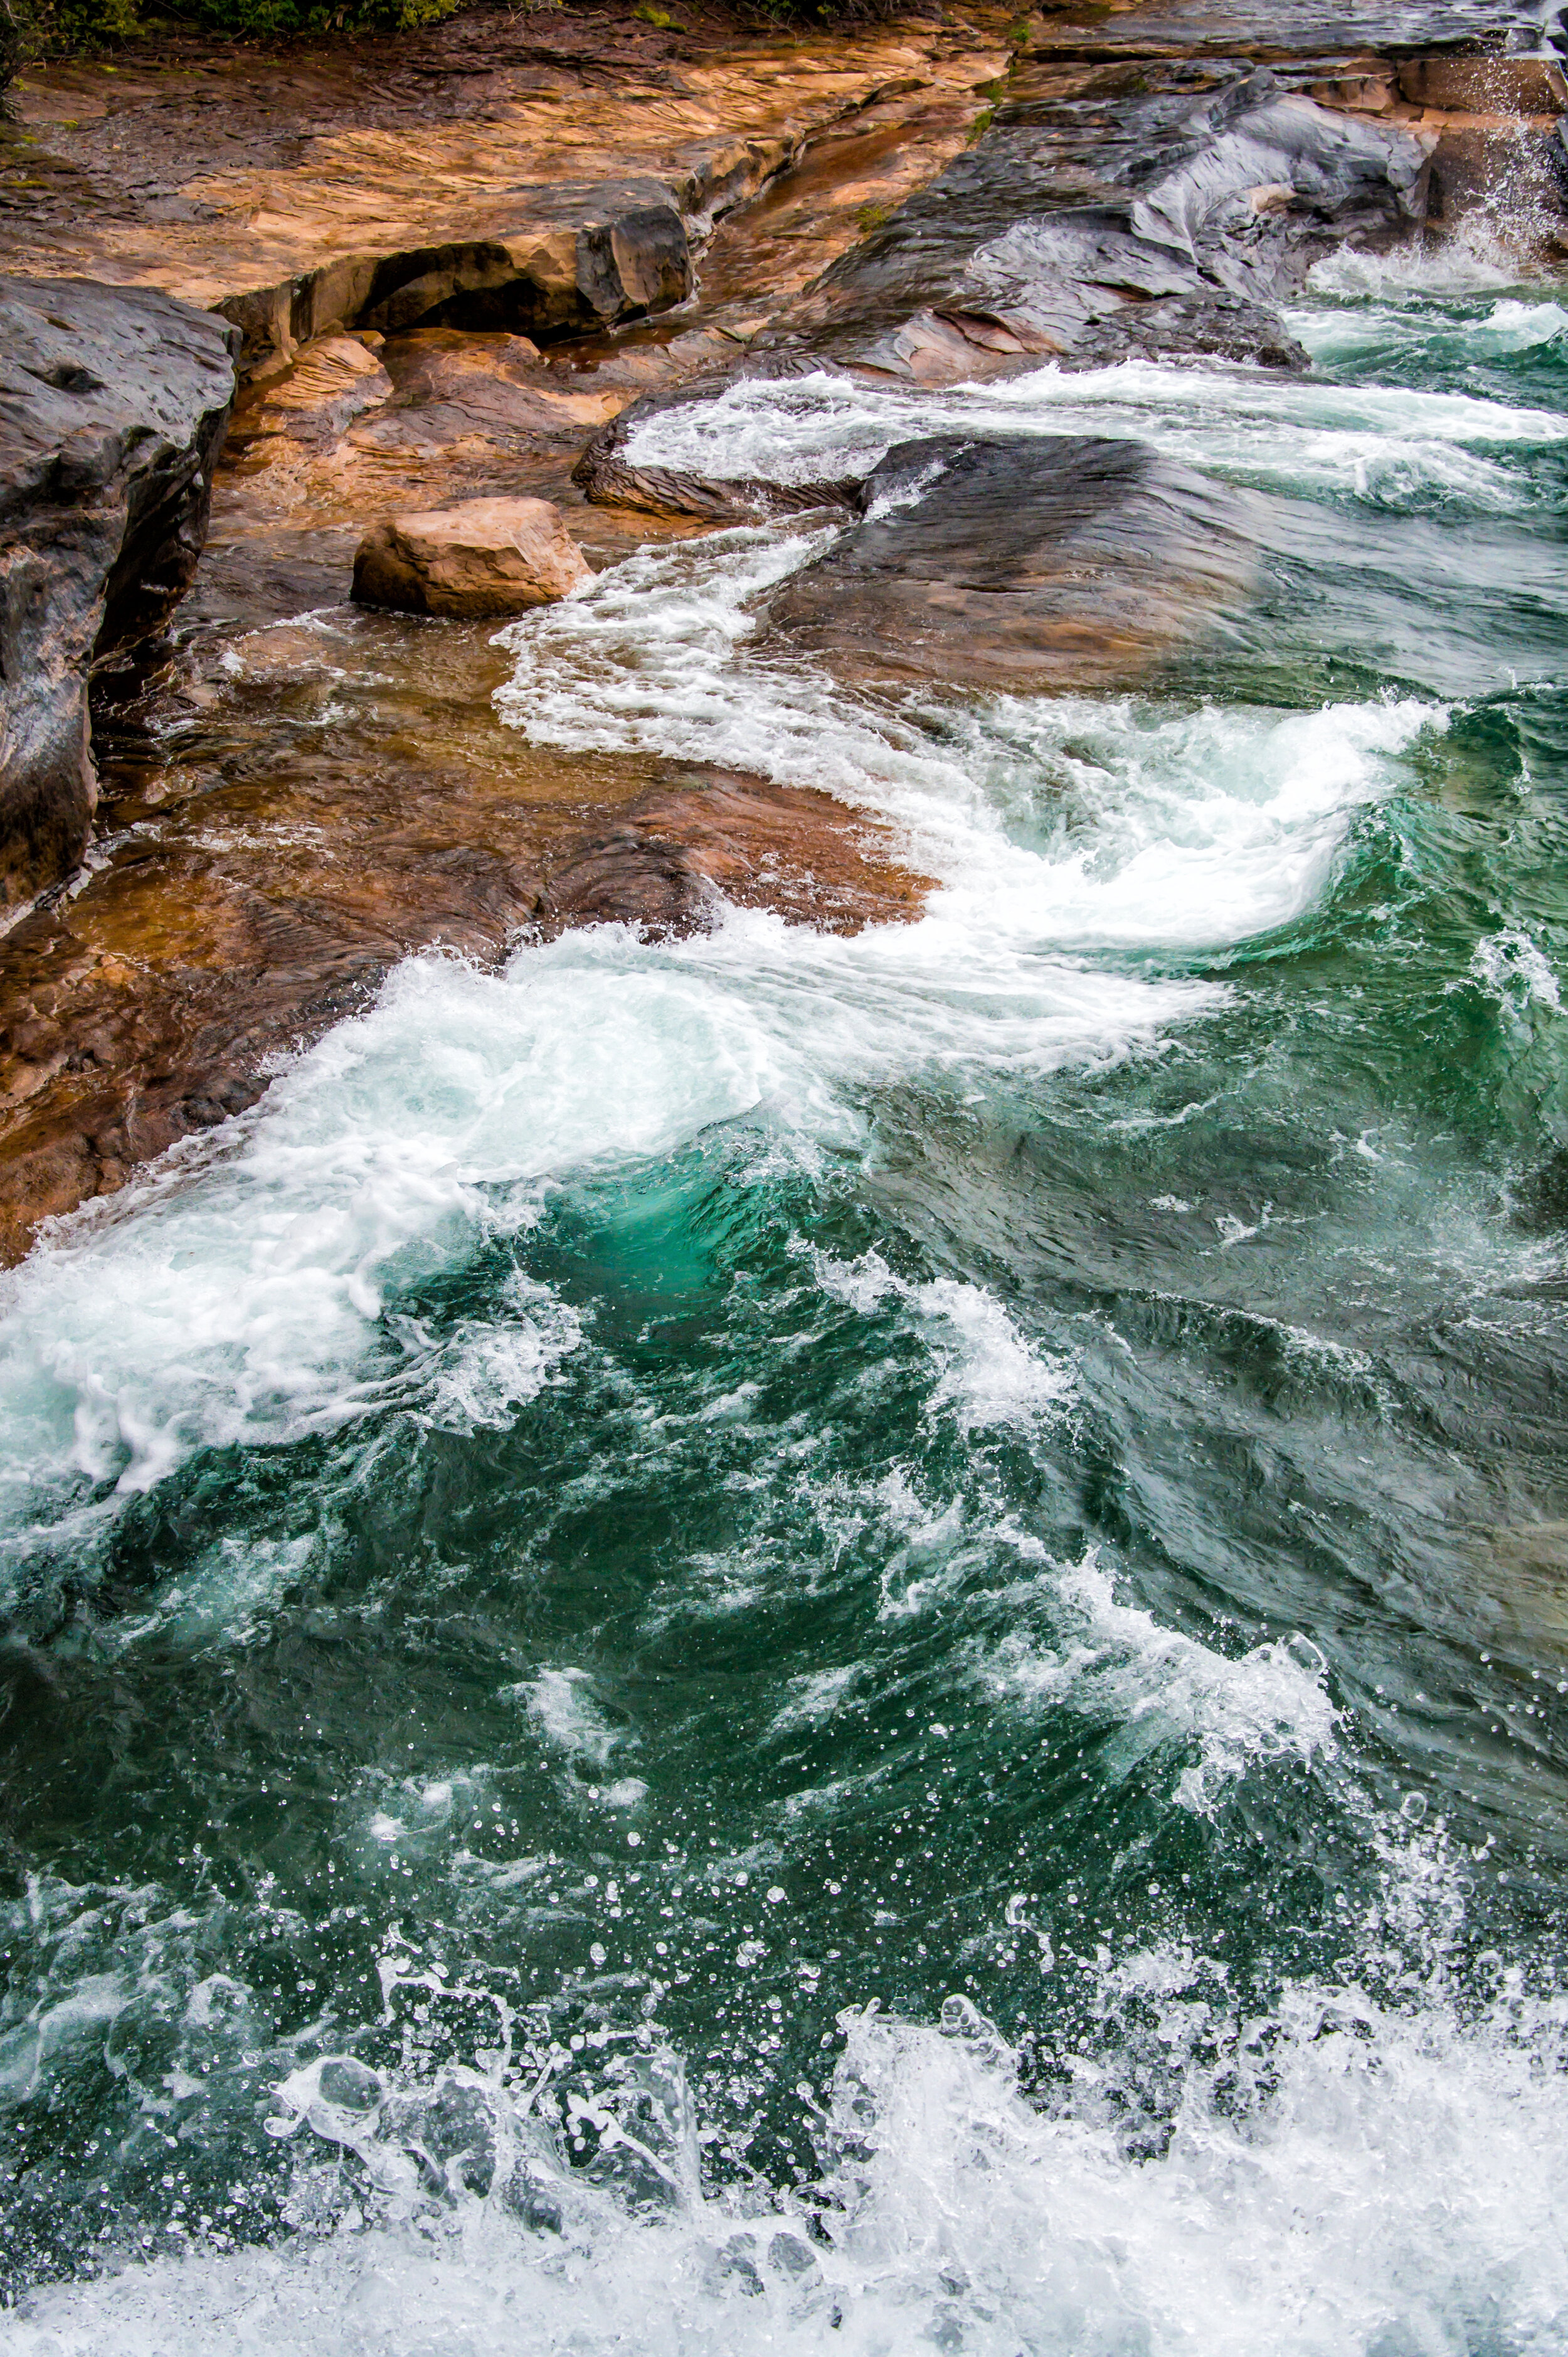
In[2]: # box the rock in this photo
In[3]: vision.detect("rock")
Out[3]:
[1396,53,1568,112]
[0,275,236,907]
[1074,289,1311,370]
[227,333,394,459]
[799,67,1431,388]
[949,75,1430,359]
[352,496,593,618]
[1428,120,1568,244]
[765,434,1260,691]
[534,772,933,939]
[3,26,1008,376]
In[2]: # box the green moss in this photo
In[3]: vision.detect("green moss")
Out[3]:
[7,0,460,67]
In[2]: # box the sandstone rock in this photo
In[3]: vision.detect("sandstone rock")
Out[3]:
[1428,120,1568,240]
[352,496,592,618]
[534,772,933,939]
[228,333,394,459]
[0,275,236,906]
[3,26,1007,376]
[1396,53,1567,112]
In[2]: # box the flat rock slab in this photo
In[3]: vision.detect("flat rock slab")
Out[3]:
[0,275,236,904]
[1,18,1010,371]
[0,743,931,1262]
[354,495,592,617]
[765,433,1261,691]
[535,772,934,939]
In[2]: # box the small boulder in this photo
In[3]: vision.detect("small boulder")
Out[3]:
[352,496,591,619]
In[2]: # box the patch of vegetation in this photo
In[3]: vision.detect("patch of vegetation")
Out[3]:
[1,0,923,80]
[745,0,919,21]
[3,0,461,72]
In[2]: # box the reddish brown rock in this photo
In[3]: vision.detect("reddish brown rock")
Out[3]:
[352,495,593,617]
[534,772,934,939]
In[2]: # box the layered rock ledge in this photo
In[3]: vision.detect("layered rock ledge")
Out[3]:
[0,276,236,904]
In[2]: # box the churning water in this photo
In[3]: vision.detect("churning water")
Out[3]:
[4,240,1568,2354]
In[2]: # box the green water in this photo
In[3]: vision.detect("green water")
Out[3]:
[3,262,1568,2352]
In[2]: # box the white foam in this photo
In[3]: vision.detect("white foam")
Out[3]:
[1470,927,1564,1014]
[423,1277,583,1434]
[0,936,793,1556]
[617,360,1568,509]
[1305,238,1519,302]
[13,1942,1568,2357]
[499,526,1444,952]
[511,1668,632,1770]
[803,1247,1074,1434]
[976,1550,1340,1814]
[0,600,1436,1588]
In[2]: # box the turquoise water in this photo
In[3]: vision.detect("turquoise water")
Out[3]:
[4,248,1568,2351]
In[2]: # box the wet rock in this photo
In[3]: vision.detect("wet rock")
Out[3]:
[802,65,1431,387]
[0,747,933,1263]
[227,333,394,459]
[1396,53,1567,111]
[0,275,236,905]
[352,496,593,618]
[765,434,1260,691]
[946,73,1429,358]
[1427,120,1568,243]
[4,21,1008,374]
[1074,289,1311,369]
[534,772,933,939]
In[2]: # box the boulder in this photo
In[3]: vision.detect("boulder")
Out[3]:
[0,277,238,907]
[351,496,593,619]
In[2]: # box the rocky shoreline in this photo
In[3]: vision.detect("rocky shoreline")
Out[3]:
[0,0,1563,1258]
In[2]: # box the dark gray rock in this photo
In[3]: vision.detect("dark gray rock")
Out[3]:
[0,277,236,905]
[571,359,862,521]
[1075,290,1311,371]
[764,434,1263,691]
[931,73,1429,368]
[801,67,1429,388]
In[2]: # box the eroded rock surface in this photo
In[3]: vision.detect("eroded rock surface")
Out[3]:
[1,11,1010,371]
[792,67,1434,386]
[353,495,592,617]
[766,435,1261,689]
[534,773,933,939]
[0,276,236,904]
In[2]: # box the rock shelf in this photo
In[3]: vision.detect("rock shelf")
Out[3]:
[0,0,1562,1258]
